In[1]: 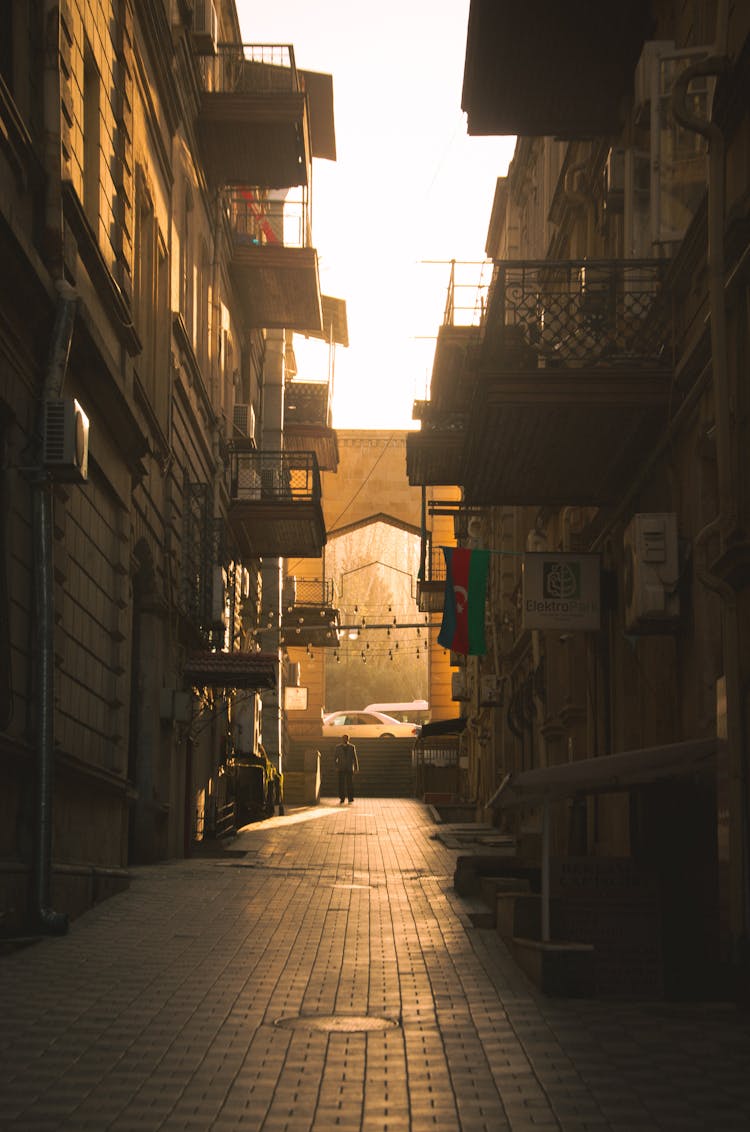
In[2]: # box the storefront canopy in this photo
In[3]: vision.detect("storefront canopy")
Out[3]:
[183,651,277,691]
[490,738,722,810]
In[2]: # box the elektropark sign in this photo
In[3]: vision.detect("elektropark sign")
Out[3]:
[522,553,601,631]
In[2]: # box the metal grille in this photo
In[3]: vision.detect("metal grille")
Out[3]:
[203,43,300,95]
[182,481,212,634]
[484,260,672,369]
[228,449,321,504]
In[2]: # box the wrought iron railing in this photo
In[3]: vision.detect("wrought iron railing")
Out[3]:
[228,449,321,504]
[284,380,331,425]
[284,576,334,607]
[226,187,312,250]
[483,259,672,368]
[420,545,447,583]
[202,43,301,95]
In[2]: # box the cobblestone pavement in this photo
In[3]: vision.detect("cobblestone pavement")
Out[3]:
[2,799,750,1131]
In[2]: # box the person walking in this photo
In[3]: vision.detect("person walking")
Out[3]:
[334,732,359,804]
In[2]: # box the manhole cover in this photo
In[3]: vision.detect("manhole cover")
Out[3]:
[274,1014,400,1033]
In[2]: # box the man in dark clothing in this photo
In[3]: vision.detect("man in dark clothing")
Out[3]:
[334,733,359,804]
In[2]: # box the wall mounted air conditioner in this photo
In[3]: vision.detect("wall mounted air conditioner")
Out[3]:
[233,402,256,443]
[451,670,469,701]
[623,512,680,632]
[43,398,89,483]
[192,0,218,55]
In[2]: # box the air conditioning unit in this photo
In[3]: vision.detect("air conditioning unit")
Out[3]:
[43,398,89,483]
[623,513,680,632]
[233,402,256,443]
[192,0,218,55]
[480,675,503,707]
[451,670,469,702]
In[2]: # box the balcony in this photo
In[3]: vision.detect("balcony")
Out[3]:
[417,547,447,614]
[406,324,481,487]
[280,576,340,647]
[198,44,312,188]
[227,449,326,559]
[227,188,322,333]
[284,379,338,471]
[463,260,674,507]
[462,0,652,138]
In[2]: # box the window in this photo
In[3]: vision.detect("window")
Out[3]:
[83,39,101,229]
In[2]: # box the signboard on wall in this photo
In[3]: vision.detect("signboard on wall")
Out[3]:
[284,686,308,710]
[522,553,601,631]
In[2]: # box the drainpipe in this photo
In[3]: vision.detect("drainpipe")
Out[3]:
[672,26,749,986]
[32,282,77,935]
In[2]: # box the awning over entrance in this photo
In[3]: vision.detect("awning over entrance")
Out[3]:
[490,738,722,810]
[183,651,277,691]
[417,716,467,741]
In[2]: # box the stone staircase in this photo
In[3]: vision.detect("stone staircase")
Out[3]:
[314,738,416,798]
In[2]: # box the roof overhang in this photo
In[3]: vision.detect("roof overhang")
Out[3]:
[183,651,277,691]
[490,738,722,809]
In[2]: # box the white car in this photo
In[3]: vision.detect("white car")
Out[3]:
[322,710,420,740]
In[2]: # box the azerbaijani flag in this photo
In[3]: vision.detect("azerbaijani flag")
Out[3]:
[438,547,490,656]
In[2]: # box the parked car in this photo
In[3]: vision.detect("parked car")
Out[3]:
[322,710,421,740]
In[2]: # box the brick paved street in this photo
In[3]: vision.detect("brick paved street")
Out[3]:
[2,799,750,1131]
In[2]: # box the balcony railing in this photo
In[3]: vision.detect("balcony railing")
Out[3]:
[229,449,321,503]
[280,575,339,647]
[417,546,448,614]
[202,43,302,95]
[284,577,335,608]
[227,449,325,559]
[197,44,310,189]
[483,260,672,370]
[227,188,312,251]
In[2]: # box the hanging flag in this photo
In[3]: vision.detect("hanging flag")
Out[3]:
[438,547,490,656]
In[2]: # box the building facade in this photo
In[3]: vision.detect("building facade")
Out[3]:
[408,0,750,999]
[0,0,335,932]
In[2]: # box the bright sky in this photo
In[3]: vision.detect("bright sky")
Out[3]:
[236,1,516,429]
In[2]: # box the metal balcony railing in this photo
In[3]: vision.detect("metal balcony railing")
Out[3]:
[202,43,301,95]
[227,188,312,250]
[420,546,447,583]
[285,577,334,607]
[484,260,672,369]
[228,449,321,504]
[284,380,331,425]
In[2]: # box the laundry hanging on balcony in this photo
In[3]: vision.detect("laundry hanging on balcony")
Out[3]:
[437,547,490,656]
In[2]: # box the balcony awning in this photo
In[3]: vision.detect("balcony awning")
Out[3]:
[300,70,336,160]
[462,0,652,138]
[489,738,722,810]
[183,651,277,691]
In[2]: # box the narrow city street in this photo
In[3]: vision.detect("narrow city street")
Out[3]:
[2,798,750,1132]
